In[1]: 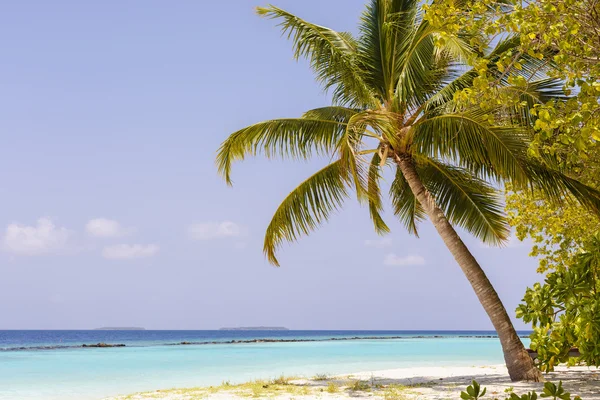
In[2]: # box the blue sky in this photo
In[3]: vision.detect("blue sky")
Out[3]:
[0,0,543,330]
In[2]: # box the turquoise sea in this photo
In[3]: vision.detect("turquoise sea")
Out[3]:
[0,330,530,400]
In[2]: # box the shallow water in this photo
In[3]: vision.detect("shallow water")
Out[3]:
[0,330,530,400]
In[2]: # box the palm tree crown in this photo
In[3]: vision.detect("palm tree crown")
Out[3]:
[218,0,600,266]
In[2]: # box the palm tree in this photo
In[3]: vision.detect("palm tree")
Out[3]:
[216,0,600,381]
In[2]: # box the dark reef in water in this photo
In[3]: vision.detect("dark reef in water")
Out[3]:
[173,335,445,346]
[2,334,529,352]
[2,343,126,351]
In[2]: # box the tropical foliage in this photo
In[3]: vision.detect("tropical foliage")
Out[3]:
[422,0,600,167]
[217,0,600,380]
[516,234,600,372]
[461,380,581,400]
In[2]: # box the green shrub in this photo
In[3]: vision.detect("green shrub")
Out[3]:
[313,373,329,381]
[326,382,338,393]
[460,381,581,400]
[349,380,371,391]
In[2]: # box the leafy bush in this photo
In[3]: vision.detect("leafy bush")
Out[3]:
[349,380,371,391]
[326,382,338,393]
[313,373,329,381]
[516,234,600,371]
[461,381,581,400]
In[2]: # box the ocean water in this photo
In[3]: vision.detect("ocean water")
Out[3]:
[0,330,531,400]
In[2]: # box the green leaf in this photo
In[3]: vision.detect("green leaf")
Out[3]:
[263,160,350,266]
[416,157,510,245]
[217,112,357,184]
[368,152,391,234]
[389,166,426,235]
[257,5,376,106]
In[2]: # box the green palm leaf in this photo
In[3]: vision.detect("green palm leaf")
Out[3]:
[425,36,555,112]
[358,0,420,102]
[368,152,391,234]
[217,108,358,184]
[389,165,425,235]
[263,160,350,266]
[417,158,510,245]
[521,162,600,215]
[411,111,529,183]
[257,5,375,106]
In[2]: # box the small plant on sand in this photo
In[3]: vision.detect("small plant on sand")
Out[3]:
[271,375,292,385]
[313,373,329,381]
[327,382,339,393]
[349,380,371,392]
[461,381,582,400]
[384,384,408,400]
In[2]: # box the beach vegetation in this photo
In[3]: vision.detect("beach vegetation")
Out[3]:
[421,0,600,372]
[326,382,339,393]
[313,372,329,381]
[383,384,409,400]
[462,380,582,400]
[349,379,371,391]
[217,0,600,381]
[516,233,600,371]
[270,375,293,385]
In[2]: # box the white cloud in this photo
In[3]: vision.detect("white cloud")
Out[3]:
[86,218,132,238]
[384,253,425,266]
[102,244,159,260]
[364,237,393,248]
[188,221,244,241]
[2,217,71,256]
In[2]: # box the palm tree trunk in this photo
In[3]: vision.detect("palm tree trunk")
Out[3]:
[394,154,542,382]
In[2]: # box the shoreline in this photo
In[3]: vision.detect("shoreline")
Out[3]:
[106,364,600,400]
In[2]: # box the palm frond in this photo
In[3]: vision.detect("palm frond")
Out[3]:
[338,113,371,202]
[302,106,364,121]
[521,162,600,215]
[390,165,425,235]
[263,160,349,266]
[368,152,390,234]
[416,157,510,245]
[217,108,358,184]
[357,0,420,102]
[411,111,529,183]
[394,23,438,111]
[257,5,376,106]
[393,21,476,112]
[425,36,556,112]
[506,78,566,126]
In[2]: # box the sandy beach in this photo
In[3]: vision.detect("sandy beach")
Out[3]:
[107,365,600,400]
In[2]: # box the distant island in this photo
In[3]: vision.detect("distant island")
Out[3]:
[93,327,145,331]
[219,327,289,331]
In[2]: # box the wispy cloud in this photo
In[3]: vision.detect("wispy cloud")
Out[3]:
[188,221,244,241]
[364,237,393,248]
[2,217,71,256]
[102,244,159,260]
[383,253,425,266]
[86,218,133,238]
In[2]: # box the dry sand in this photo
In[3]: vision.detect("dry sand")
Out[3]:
[108,365,599,400]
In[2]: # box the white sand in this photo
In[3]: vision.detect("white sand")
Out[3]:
[107,365,600,400]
